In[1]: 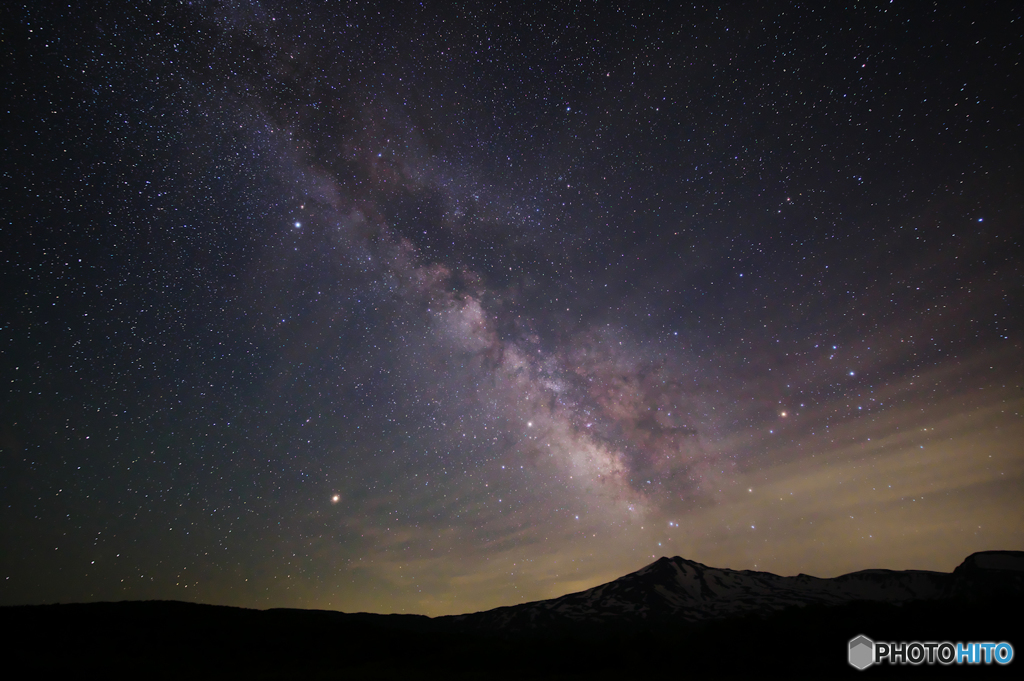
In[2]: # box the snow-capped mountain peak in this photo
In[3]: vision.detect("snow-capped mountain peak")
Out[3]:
[445,551,1022,631]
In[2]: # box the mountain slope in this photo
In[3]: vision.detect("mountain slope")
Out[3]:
[444,550,1024,631]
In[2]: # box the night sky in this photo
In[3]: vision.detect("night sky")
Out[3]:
[2,1,1021,617]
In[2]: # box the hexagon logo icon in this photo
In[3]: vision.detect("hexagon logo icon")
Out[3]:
[849,635,874,670]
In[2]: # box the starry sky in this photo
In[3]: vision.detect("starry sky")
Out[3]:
[2,1,1021,616]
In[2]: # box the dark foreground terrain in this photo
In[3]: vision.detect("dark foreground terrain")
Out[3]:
[4,551,1021,679]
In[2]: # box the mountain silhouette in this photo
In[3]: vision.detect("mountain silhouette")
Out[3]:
[444,550,1024,632]
[2,551,1021,679]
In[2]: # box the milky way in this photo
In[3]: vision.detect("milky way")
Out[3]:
[2,1,1021,615]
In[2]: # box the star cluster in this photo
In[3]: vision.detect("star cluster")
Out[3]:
[2,0,1021,615]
